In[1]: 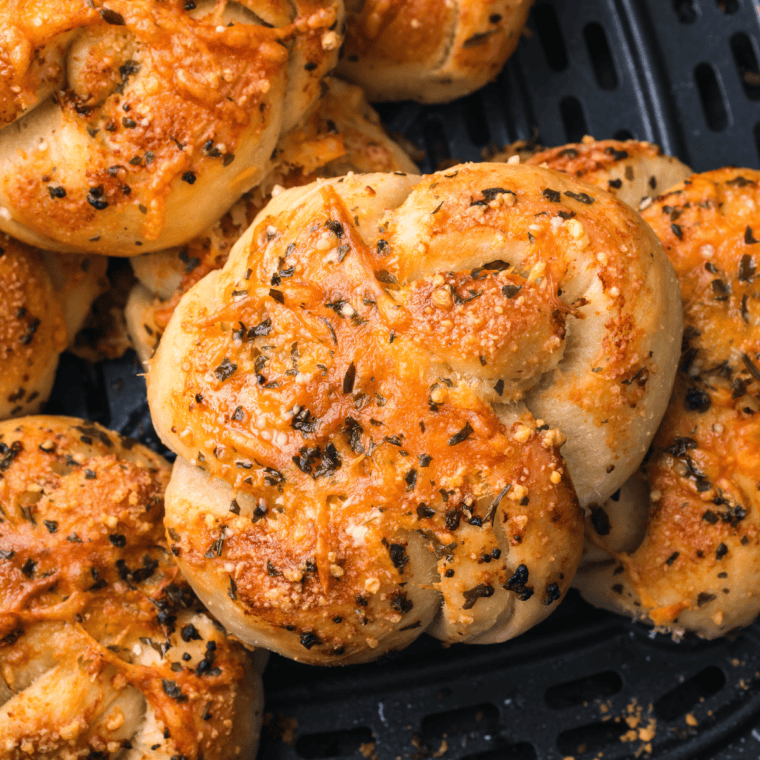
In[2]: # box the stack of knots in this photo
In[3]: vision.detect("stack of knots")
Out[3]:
[0,0,536,420]
[147,160,683,663]
[9,0,748,751]
[1,1,668,755]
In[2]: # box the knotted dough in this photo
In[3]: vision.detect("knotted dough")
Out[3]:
[524,138,693,210]
[148,163,680,663]
[576,168,760,638]
[0,416,262,758]
[337,0,533,102]
[125,78,417,362]
[0,0,342,255]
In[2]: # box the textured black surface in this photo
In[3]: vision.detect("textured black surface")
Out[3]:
[259,597,760,760]
[45,1,760,758]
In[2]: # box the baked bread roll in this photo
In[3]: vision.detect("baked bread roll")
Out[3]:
[524,138,693,209]
[337,0,533,103]
[0,237,67,420]
[39,250,109,340]
[148,162,680,663]
[0,416,262,757]
[500,138,692,561]
[576,168,760,638]
[490,137,693,210]
[0,234,108,420]
[126,78,417,362]
[0,0,342,256]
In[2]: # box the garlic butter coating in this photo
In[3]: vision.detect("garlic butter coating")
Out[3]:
[0,416,262,758]
[578,168,760,639]
[126,77,417,362]
[149,163,681,663]
[524,138,692,209]
[0,0,342,255]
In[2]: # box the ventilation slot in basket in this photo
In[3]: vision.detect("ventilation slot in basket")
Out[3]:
[545,670,623,709]
[673,0,698,23]
[533,3,569,71]
[295,727,374,759]
[717,0,740,13]
[695,62,729,131]
[420,703,500,750]
[731,32,760,100]
[654,665,726,722]
[584,23,618,90]
[423,118,452,170]
[462,93,492,146]
[560,96,588,142]
[557,719,629,757]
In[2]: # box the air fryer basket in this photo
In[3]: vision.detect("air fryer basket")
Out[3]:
[45,1,760,758]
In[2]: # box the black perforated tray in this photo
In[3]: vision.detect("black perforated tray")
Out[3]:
[45,1,760,758]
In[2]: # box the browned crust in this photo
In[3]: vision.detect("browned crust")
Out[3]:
[400,165,670,436]
[0,0,340,254]
[343,0,454,66]
[164,185,580,628]
[148,162,681,659]
[404,268,568,377]
[338,0,534,102]
[0,236,67,418]
[527,139,661,181]
[138,79,417,339]
[584,168,760,635]
[0,416,255,758]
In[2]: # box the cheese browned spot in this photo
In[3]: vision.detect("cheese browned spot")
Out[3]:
[0,416,262,758]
